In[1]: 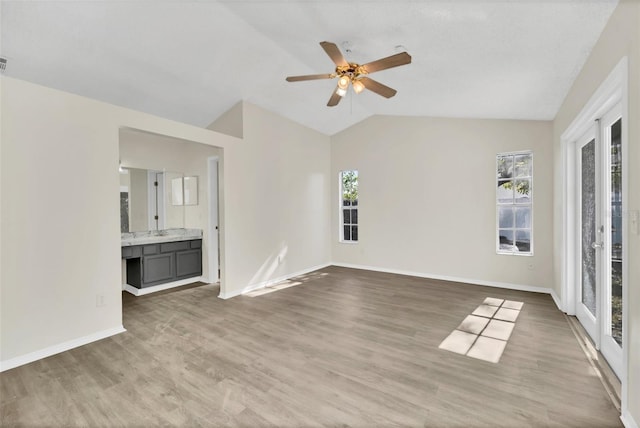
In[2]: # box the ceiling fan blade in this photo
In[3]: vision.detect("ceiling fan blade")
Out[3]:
[327,86,343,107]
[361,52,412,74]
[320,41,349,67]
[286,73,334,82]
[360,77,397,98]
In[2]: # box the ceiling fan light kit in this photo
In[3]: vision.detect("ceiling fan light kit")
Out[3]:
[286,41,411,107]
[337,75,350,90]
[352,79,365,94]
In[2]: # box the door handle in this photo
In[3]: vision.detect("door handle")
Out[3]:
[591,242,604,249]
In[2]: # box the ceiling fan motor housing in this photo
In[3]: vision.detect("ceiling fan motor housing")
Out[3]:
[336,64,365,80]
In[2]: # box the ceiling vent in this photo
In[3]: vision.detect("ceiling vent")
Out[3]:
[0,57,6,72]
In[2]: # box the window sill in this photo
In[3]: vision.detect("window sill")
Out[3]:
[339,240,359,245]
[496,251,533,257]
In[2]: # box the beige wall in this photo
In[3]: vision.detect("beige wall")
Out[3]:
[552,0,640,423]
[209,102,243,139]
[119,169,130,188]
[1,78,125,365]
[209,102,332,296]
[331,115,554,292]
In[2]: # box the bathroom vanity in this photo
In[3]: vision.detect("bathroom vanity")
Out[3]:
[121,229,203,295]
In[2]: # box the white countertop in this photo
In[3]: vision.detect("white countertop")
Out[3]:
[121,228,203,247]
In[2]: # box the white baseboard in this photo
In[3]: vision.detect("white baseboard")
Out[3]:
[218,261,557,301]
[218,263,331,299]
[0,325,126,372]
[621,410,639,428]
[123,276,207,296]
[549,289,562,311]
[331,262,555,296]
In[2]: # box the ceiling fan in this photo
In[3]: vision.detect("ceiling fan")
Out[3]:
[286,41,412,107]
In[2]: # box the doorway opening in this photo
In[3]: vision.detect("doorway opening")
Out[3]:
[118,128,224,297]
[561,57,629,413]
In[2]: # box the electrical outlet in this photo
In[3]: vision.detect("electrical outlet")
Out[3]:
[96,294,105,307]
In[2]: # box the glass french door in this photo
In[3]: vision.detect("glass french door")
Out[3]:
[575,104,624,379]
[576,125,600,342]
[600,105,623,378]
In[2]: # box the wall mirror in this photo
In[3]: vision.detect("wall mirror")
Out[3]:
[171,176,199,206]
[120,167,185,232]
[184,176,198,206]
[171,177,183,206]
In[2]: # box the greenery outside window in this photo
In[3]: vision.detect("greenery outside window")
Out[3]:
[497,152,533,255]
[340,170,358,242]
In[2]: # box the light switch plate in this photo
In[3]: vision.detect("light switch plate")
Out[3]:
[630,210,640,235]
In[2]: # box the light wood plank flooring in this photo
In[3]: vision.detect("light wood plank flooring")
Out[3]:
[1,266,622,427]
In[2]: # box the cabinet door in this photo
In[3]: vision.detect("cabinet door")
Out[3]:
[176,249,202,278]
[142,253,175,286]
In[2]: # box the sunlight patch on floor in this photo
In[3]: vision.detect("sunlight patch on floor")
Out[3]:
[438,297,523,363]
[245,280,302,297]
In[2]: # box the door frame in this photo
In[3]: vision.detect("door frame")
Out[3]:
[561,57,629,409]
[146,170,164,230]
[598,103,625,379]
[207,156,220,284]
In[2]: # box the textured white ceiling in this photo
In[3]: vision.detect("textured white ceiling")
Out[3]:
[1,1,618,135]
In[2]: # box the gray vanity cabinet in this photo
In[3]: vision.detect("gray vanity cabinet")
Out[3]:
[123,239,202,288]
[176,250,201,278]
[143,253,175,284]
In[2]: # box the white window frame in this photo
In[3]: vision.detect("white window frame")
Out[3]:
[339,170,358,244]
[496,151,533,256]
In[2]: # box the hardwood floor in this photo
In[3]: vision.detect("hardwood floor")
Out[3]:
[1,266,622,427]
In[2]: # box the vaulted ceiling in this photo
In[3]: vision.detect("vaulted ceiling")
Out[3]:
[1,1,618,135]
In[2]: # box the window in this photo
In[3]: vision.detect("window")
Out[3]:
[340,170,358,242]
[497,152,532,255]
